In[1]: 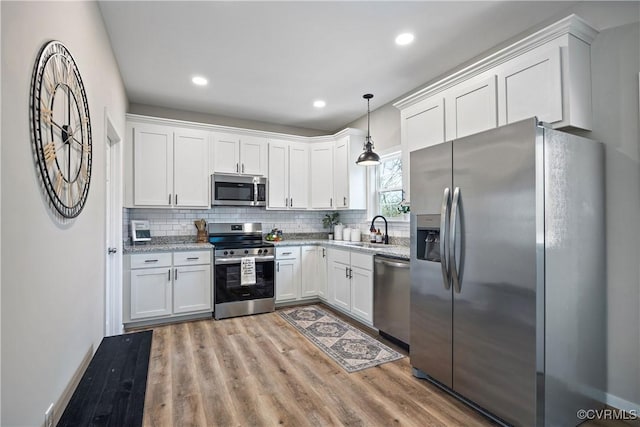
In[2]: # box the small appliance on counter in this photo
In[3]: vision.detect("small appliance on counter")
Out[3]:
[334,223,345,241]
[130,220,151,244]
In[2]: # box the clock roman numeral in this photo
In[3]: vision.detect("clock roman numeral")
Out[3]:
[44,141,56,164]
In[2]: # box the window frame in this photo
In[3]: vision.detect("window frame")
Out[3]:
[368,148,406,222]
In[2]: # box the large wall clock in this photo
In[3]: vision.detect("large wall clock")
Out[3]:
[30,40,92,218]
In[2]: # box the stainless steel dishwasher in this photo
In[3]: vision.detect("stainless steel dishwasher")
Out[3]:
[374,255,410,347]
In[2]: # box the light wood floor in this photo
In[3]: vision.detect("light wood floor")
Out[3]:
[141,306,638,427]
[142,306,497,427]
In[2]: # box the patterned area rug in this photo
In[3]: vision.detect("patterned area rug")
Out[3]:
[279,305,405,373]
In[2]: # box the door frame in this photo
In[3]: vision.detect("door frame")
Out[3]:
[104,109,123,336]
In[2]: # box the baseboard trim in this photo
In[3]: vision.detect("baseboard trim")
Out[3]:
[54,345,94,426]
[606,392,640,415]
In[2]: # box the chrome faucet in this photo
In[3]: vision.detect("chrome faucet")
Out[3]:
[370,215,389,244]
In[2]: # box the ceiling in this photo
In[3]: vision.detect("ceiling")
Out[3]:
[98,1,584,132]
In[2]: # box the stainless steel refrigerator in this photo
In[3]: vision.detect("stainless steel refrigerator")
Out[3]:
[410,118,605,426]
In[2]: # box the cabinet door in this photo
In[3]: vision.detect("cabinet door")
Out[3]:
[333,137,349,208]
[350,266,373,323]
[330,260,351,311]
[404,97,446,152]
[300,246,318,298]
[213,133,240,174]
[268,141,289,209]
[174,129,210,207]
[317,247,328,300]
[130,267,172,319]
[310,142,334,208]
[276,258,300,302]
[173,264,212,314]
[446,75,498,139]
[497,47,562,126]
[133,125,173,206]
[240,136,266,176]
[288,143,309,209]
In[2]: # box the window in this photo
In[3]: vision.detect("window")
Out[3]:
[376,152,404,219]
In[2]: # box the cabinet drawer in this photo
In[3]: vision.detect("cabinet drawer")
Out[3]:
[276,246,300,260]
[328,247,350,265]
[351,252,373,271]
[130,252,172,269]
[174,250,211,266]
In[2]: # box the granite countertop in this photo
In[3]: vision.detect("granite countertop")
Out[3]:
[123,236,409,260]
[123,242,213,254]
[270,239,410,260]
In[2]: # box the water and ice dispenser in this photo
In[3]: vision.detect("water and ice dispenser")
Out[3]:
[416,214,441,262]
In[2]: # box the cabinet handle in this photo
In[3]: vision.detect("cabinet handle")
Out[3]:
[290,197,293,207]
[145,259,159,263]
[285,197,288,207]
[343,196,347,206]
[282,252,292,256]
[330,198,333,207]
[277,262,280,272]
[242,163,245,173]
[168,194,172,205]
[236,163,239,173]
[168,269,171,281]
[322,248,326,258]
[349,268,353,279]
[174,268,178,280]
[345,267,349,278]
[175,194,178,205]
[186,257,199,261]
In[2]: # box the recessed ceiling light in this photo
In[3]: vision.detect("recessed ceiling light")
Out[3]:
[313,100,326,108]
[192,76,208,86]
[395,33,415,46]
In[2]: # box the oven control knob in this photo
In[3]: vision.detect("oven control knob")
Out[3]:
[258,249,263,254]
[223,251,228,256]
[244,250,249,254]
[229,250,235,255]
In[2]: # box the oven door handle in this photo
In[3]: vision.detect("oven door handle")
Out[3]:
[215,255,275,265]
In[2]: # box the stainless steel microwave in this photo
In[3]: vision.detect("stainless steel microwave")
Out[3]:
[211,174,267,206]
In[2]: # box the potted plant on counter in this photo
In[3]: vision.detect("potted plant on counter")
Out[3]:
[322,211,340,239]
[398,200,410,221]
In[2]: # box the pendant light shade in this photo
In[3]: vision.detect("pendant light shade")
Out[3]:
[356,93,381,166]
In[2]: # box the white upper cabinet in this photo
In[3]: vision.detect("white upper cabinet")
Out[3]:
[445,75,498,140]
[267,140,289,209]
[212,133,266,176]
[241,136,267,175]
[395,15,597,202]
[333,136,366,210]
[310,142,334,209]
[402,97,446,153]
[212,133,240,174]
[267,140,309,210]
[288,143,309,209]
[173,129,210,207]
[132,123,209,208]
[133,124,173,206]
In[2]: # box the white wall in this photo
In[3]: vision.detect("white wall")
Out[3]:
[577,21,640,411]
[129,102,326,137]
[342,103,401,153]
[0,2,127,426]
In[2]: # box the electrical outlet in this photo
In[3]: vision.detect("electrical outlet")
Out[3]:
[44,403,54,427]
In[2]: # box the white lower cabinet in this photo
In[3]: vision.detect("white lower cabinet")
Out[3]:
[327,248,373,324]
[130,266,172,320]
[275,247,301,302]
[276,245,327,303]
[126,250,212,325]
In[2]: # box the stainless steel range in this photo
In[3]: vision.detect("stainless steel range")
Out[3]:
[209,222,275,320]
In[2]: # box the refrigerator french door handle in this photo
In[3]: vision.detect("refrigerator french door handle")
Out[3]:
[440,187,451,290]
[450,187,461,293]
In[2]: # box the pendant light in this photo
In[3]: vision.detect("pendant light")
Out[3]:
[356,93,381,166]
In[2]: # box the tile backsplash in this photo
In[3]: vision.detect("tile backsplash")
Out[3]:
[123,207,409,242]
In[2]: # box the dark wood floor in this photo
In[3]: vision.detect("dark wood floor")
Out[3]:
[141,305,638,427]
